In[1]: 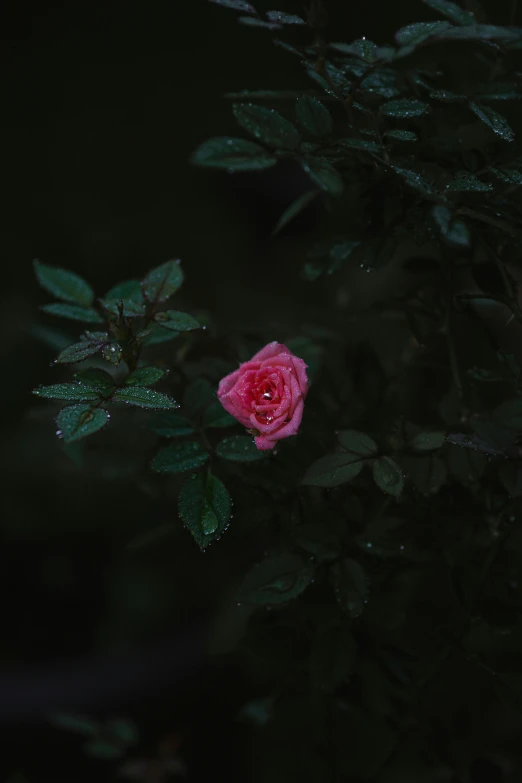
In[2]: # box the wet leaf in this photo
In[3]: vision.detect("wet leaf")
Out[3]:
[125,366,167,386]
[296,96,333,137]
[266,11,304,25]
[232,103,301,149]
[395,21,452,46]
[272,190,319,236]
[56,404,109,443]
[422,0,477,25]
[33,383,100,402]
[469,102,515,142]
[331,558,369,617]
[385,129,418,141]
[209,0,256,11]
[41,303,103,323]
[447,171,492,191]
[33,259,94,306]
[488,164,522,185]
[142,260,184,303]
[153,310,201,331]
[238,16,281,29]
[112,387,178,409]
[216,435,267,461]
[148,412,195,438]
[56,341,105,364]
[373,457,404,497]
[394,166,432,194]
[238,554,315,605]
[337,430,378,457]
[151,440,209,473]
[192,137,277,171]
[178,471,232,549]
[381,99,429,118]
[336,138,381,153]
[303,452,365,487]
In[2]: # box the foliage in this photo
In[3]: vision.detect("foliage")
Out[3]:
[29,0,522,781]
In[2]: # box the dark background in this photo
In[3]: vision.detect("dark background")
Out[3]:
[1,0,520,780]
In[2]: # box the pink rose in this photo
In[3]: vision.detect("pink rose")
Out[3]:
[217,341,309,451]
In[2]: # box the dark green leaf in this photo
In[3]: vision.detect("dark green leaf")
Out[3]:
[112,387,178,409]
[101,279,145,317]
[394,166,432,194]
[56,404,109,443]
[33,383,100,402]
[395,21,452,46]
[310,626,356,692]
[469,102,515,142]
[238,17,281,30]
[105,719,138,745]
[41,303,103,323]
[447,171,492,191]
[296,96,333,137]
[83,740,123,760]
[303,452,365,487]
[153,310,201,331]
[335,38,378,62]
[148,411,195,437]
[430,89,466,102]
[432,205,470,247]
[488,164,522,185]
[272,190,319,235]
[336,138,381,153]
[337,430,378,457]
[125,366,167,386]
[74,368,115,393]
[55,341,104,364]
[331,558,369,617]
[266,11,304,25]
[141,325,180,344]
[192,137,277,171]
[422,0,477,25]
[232,103,301,149]
[178,471,232,549]
[151,440,209,473]
[48,713,98,735]
[474,82,521,101]
[142,260,184,303]
[203,401,237,429]
[409,431,445,451]
[216,435,267,461]
[373,457,404,497]
[385,129,418,141]
[381,99,429,118]
[238,554,315,605]
[301,158,345,196]
[209,0,256,11]
[33,259,94,306]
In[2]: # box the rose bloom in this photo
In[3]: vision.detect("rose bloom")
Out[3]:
[217,341,309,451]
